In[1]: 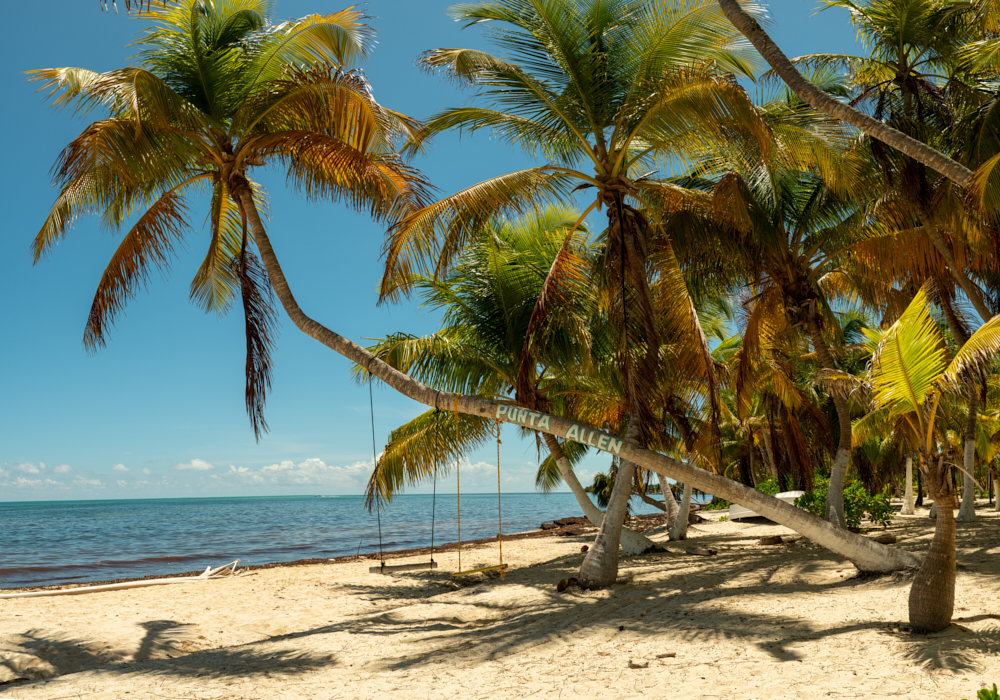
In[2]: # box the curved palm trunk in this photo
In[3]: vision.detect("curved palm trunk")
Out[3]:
[957,386,978,522]
[577,421,641,588]
[236,189,921,575]
[542,433,656,555]
[806,316,850,528]
[909,455,956,632]
[902,455,916,515]
[669,482,693,540]
[658,473,680,526]
[715,0,973,187]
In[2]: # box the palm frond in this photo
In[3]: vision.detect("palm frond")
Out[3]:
[365,409,492,510]
[83,187,193,351]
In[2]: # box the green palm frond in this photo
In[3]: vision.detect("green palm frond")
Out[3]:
[380,168,578,303]
[366,409,492,510]
[242,9,373,93]
[864,287,949,417]
[941,313,1000,388]
[536,438,590,494]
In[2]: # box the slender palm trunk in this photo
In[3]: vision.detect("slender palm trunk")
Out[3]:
[541,433,656,555]
[761,432,777,477]
[715,0,973,187]
[939,293,979,523]
[902,455,915,515]
[658,473,679,526]
[577,421,641,588]
[235,189,920,574]
[806,316,850,528]
[909,456,956,632]
[669,482,693,540]
[957,386,978,522]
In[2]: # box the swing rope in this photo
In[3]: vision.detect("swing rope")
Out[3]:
[366,379,439,575]
[454,397,462,573]
[370,380,384,568]
[494,419,504,576]
[452,397,507,579]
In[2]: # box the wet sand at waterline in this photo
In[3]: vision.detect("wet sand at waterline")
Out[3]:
[2,505,998,700]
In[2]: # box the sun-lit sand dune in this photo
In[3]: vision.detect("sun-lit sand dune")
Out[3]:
[2,507,999,700]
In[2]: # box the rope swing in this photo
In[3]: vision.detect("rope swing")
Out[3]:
[452,398,508,579]
[367,380,438,575]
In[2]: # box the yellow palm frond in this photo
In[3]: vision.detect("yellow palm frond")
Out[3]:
[864,287,949,418]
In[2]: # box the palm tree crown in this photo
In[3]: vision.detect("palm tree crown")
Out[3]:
[32,0,429,437]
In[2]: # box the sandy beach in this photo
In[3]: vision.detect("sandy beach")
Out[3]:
[2,506,998,700]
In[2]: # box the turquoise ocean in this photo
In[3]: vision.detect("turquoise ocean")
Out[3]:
[0,493,676,588]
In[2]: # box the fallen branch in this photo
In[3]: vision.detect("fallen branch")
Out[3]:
[0,560,241,599]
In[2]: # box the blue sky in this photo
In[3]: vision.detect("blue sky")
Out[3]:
[1,0,860,502]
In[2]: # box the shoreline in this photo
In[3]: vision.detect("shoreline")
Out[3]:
[0,512,670,593]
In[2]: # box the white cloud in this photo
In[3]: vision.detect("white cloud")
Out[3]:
[12,461,44,474]
[219,457,373,489]
[54,464,73,474]
[75,476,103,487]
[117,480,128,487]
[112,463,130,472]
[174,458,214,471]
[10,477,62,489]
[142,468,153,475]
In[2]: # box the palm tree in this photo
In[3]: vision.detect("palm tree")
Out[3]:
[659,71,878,526]
[862,285,1000,631]
[32,0,429,438]
[380,0,769,588]
[714,0,977,186]
[358,206,660,554]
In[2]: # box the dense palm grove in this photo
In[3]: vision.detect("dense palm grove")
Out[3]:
[36,0,1000,633]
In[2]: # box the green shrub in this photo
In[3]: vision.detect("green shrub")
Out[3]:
[964,683,999,700]
[794,477,894,530]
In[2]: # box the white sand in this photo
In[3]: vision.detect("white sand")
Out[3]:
[2,505,999,699]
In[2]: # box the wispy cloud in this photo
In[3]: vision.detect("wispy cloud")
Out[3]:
[54,464,73,474]
[74,476,103,488]
[112,463,130,472]
[142,468,153,475]
[5,461,45,475]
[117,480,128,487]
[217,457,373,489]
[174,458,214,472]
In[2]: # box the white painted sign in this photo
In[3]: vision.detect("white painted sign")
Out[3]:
[494,405,623,456]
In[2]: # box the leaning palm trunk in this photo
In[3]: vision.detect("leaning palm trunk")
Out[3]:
[714,0,974,187]
[542,433,656,555]
[669,482,693,540]
[957,386,978,522]
[236,189,921,577]
[806,317,849,528]
[902,455,916,515]
[909,453,957,632]
[577,421,642,589]
[658,473,680,526]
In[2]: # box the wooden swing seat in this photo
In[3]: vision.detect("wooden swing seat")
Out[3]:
[453,563,508,578]
[369,561,438,574]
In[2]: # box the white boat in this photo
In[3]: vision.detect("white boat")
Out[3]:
[728,490,805,521]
